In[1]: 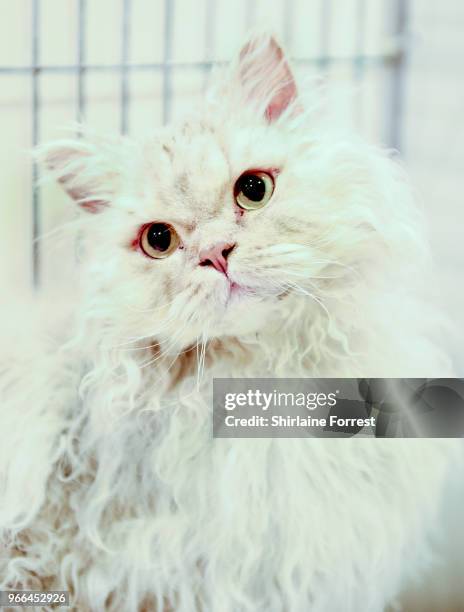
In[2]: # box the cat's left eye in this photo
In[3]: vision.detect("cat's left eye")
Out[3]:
[234,172,274,210]
[140,222,180,259]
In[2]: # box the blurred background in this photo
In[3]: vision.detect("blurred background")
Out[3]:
[0,1,463,609]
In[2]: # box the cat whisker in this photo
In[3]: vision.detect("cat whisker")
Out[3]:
[138,327,191,371]
[262,273,330,313]
[111,304,189,349]
[136,297,208,370]
[35,218,81,244]
[111,331,165,350]
[196,327,209,388]
[121,294,181,315]
[250,243,361,281]
[293,254,361,280]
[118,341,161,353]
[283,280,332,323]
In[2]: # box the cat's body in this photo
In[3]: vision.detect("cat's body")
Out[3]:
[0,33,461,611]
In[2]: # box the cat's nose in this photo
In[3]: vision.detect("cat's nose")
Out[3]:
[199,242,235,276]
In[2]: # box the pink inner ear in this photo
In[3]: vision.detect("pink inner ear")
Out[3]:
[265,83,296,122]
[79,199,108,214]
[237,35,298,124]
[58,173,108,213]
[264,43,297,122]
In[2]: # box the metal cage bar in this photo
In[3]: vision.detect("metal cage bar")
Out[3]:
[203,0,216,89]
[162,0,174,125]
[318,0,331,72]
[31,0,41,288]
[120,0,131,134]
[283,0,294,47]
[385,0,409,152]
[77,0,86,124]
[0,52,401,75]
[353,0,367,83]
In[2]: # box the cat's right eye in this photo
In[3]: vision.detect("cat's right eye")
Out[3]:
[234,171,274,211]
[140,222,180,259]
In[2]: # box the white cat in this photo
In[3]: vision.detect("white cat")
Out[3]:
[0,33,461,611]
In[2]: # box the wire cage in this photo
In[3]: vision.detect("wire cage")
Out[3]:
[0,0,408,291]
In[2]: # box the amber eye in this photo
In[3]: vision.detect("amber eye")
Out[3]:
[234,172,274,210]
[140,222,180,259]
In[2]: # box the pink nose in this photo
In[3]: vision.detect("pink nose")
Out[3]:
[199,242,235,275]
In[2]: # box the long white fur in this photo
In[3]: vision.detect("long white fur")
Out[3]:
[0,32,462,611]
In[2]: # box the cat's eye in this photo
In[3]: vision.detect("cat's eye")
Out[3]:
[140,222,180,259]
[235,172,274,210]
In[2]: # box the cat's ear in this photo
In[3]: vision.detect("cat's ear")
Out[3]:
[39,139,118,213]
[235,32,298,123]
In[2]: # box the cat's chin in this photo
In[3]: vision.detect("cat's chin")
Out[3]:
[164,276,287,347]
[210,281,284,337]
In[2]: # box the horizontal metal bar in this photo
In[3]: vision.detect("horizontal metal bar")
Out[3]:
[0,51,402,76]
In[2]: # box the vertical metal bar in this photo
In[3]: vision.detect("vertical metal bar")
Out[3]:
[162,0,174,125]
[32,0,41,288]
[120,0,131,134]
[353,0,367,128]
[318,0,331,71]
[283,0,294,48]
[385,0,409,152]
[77,0,86,126]
[203,0,216,90]
[246,0,257,29]
[75,0,87,265]
[353,0,366,82]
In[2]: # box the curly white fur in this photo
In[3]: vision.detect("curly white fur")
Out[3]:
[0,32,461,611]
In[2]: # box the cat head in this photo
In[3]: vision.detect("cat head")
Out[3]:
[41,32,420,354]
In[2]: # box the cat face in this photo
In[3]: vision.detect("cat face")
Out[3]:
[43,33,397,352]
[129,122,291,343]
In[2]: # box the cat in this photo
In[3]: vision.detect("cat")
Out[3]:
[0,32,461,612]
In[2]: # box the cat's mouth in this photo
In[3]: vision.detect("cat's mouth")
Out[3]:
[225,281,252,305]
[229,281,248,296]
[225,279,289,305]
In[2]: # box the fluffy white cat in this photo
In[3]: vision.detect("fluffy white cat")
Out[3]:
[0,33,461,611]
